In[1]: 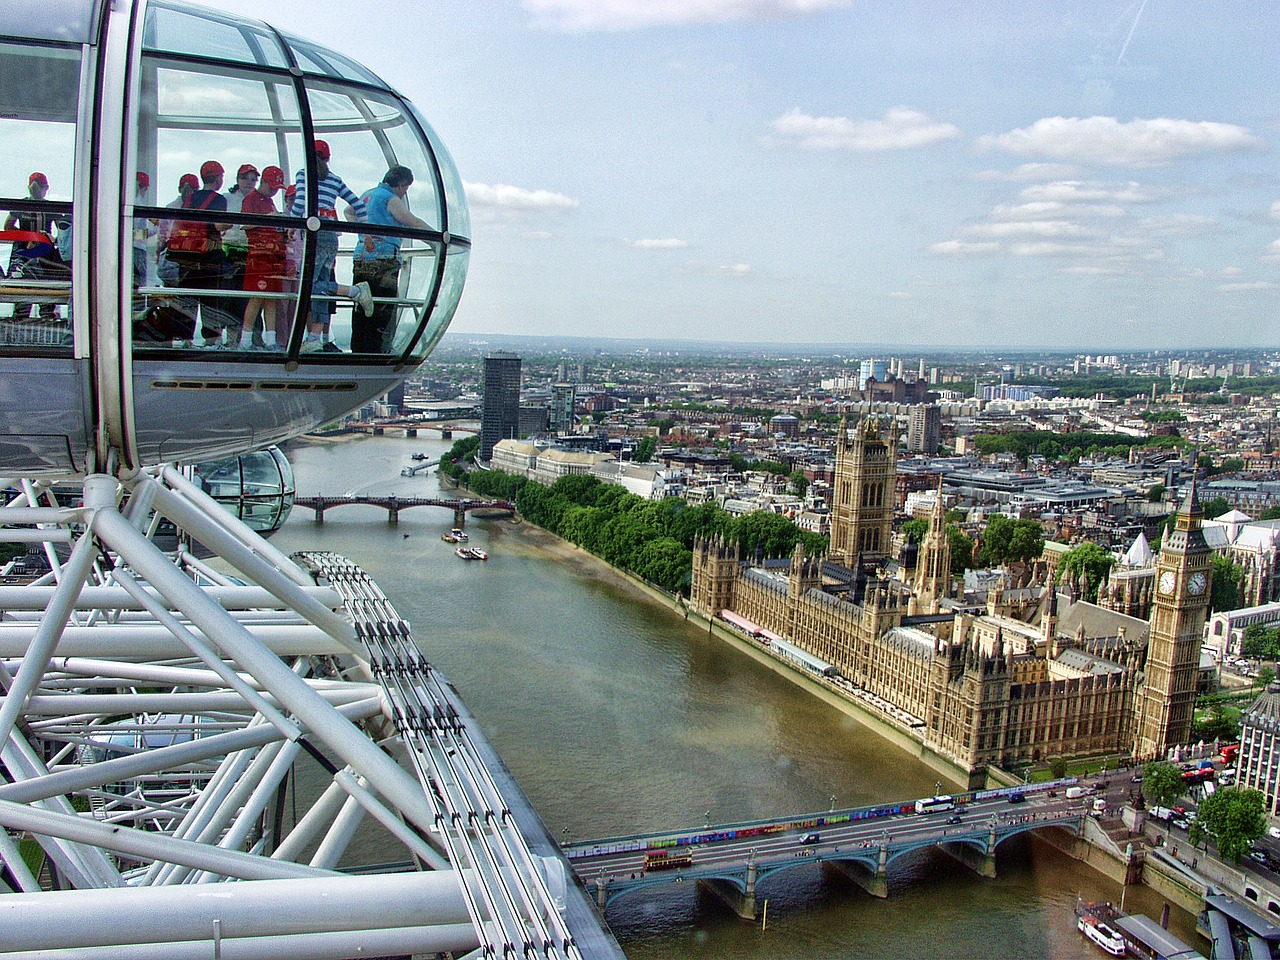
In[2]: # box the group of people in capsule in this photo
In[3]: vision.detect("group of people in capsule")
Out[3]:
[149,139,432,354]
[2,138,430,355]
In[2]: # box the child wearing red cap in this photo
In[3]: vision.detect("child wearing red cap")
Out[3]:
[241,165,286,349]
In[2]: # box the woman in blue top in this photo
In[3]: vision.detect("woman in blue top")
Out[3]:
[352,165,431,354]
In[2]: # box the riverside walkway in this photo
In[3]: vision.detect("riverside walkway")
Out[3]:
[565,781,1086,920]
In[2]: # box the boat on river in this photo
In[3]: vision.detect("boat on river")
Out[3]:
[455,546,476,560]
[470,548,488,561]
[1077,909,1126,957]
[1075,899,1207,960]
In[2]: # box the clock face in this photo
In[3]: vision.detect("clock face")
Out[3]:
[1159,571,1177,595]
[1189,572,1207,596]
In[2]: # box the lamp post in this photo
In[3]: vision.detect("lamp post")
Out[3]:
[829,795,837,813]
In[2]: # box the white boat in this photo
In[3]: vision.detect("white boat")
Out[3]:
[451,528,469,542]
[470,548,488,561]
[1078,914,1127,957]
[455,546,476,560]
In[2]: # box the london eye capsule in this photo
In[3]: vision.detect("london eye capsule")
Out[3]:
[0,0,470,476]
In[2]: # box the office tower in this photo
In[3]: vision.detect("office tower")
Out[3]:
[480,351,522,461]
[907,404,941,454]
[550,382,576,434]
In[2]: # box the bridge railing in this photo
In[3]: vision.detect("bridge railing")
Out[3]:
[564,777,1082,859]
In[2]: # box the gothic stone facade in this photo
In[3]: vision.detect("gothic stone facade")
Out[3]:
[692,538,1139,775]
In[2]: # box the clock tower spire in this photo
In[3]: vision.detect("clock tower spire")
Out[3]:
[1132,467,1213,760]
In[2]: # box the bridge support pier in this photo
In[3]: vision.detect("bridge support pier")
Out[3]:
[596,877,608,910]
[697,863,757,921]
[941,821,999,879]
[454,507,466,529]
[406,428,417,437]
[826,850,889,898]
[313,504,325,524]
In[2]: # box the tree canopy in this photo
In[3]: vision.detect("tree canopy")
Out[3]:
[1210,554,1243,614]
[976,515,1045,568]
[1190,787,1266,863]
[1057,541,1115,602]
[1141,761,1186,809]
[462,468,827,595]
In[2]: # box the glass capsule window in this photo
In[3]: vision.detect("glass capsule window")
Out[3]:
[193,446,295,533]
[0,41,79,353]
[130,0,469,365]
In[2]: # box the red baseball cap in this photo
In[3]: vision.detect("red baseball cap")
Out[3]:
[136,171,150,189]
[313,139,330,160]
[237,163,259,180]
[29,172,47,186]
[284,183,297,198]
[199,160,224,180]
[261,165,285,189]
[179,173,199,191]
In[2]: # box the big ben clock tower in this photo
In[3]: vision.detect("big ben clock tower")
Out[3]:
[1133,474,1213,760]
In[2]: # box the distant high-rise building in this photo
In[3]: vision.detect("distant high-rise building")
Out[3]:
[857,359,886,390]
[918,358,926,380]
[906,404,941,454]
[480,351,522,461]
[550,383,576,434]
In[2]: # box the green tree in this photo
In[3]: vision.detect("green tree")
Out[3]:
[1141,761,1186,809]
[1191,787,1266,863]
[634,435,657,463]
[1242,623,1280,660]
[1049,757,1069,780]
[1058,541,1115,601]
[1200,496,1231,522]
[1210,553,1244,613]
[1260,505,1280,522]
[901,518,930,544]
[790,469,810,497]
[1257,665,1277,693]
[1146,484,1166,503]
[948,526,976,573]
[632,537,693,593]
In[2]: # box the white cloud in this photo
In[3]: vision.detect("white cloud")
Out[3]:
[990,201,1124,221]
[929,239,1000,256]
[464,181,579,213]
[981,116,1260,168]
[974,162,1080,183]
[772,107,960,152]
[1132,214,1218,238]
[1272,200,1280,221]
[960,220,1095,240]
[719,263,752,274]
[1018,180,1162,205]
[1265,239,1280,264]
[1219,281,1277,291]
[630,237,689,249]
[523,0,849,31]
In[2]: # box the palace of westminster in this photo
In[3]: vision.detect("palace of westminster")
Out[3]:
[690,416,1213,786]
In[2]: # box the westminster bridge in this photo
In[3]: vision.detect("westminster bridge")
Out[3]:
[564,782,1089,921]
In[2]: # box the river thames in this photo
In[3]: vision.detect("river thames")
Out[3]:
[267,433,1207,959]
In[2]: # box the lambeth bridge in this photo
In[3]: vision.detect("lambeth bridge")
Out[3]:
[294,495,516,527]
[565,782,1088,920]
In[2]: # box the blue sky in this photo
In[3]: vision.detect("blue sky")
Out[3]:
[214,0,1280,350]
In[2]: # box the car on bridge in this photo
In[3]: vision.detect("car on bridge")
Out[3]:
[945,814,962,825]
[1007,792,1026,804]
[800,833,820,845]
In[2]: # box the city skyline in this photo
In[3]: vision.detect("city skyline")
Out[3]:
[210,1,1277,349]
